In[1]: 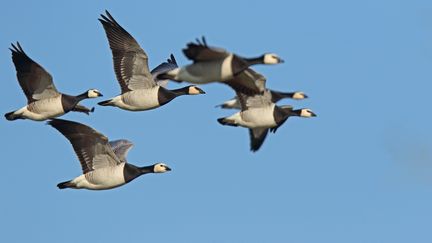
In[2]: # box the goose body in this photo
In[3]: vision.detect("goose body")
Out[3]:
[217,68,316,151]
[49,119,171,190]
[158,37,284,94]
[222,104,278,128]
[164,54,237,84]
[66,164,127,190]
[97,11,204,112]
[5,43,102,121]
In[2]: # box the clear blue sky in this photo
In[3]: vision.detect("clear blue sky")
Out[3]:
[1,0,432,242]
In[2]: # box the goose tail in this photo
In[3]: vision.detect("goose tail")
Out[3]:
[57,180,74,189]
[4,110,20,121]
[98,99,114,106]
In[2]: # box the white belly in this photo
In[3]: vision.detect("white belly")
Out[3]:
[17,97,64,121]
[178,57,234,83]
[240,107,277,128]
[111,88,161,111]
[72,164,126,190]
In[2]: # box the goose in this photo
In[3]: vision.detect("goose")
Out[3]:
[4,43,102,121]
[216,90,308,109]
[97,11,205,111]
[157,36,284,94]
[48,119,171,190]
[217,68,316,152]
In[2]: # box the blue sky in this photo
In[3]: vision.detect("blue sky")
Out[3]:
[1,0,432,242]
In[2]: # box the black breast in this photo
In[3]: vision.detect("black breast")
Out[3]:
[157,87,177,106]
[61,94,79,112]
[123,163,142,183]
[273,106,288,124]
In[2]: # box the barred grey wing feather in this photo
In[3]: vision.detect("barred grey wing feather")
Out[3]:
[99,11,156,93]
[109,139,134,162]
[48,119,121,174]
[10,42,60,103]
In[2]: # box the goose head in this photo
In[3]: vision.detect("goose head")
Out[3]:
[187,85,206,95]
[87,89,103,98]
[299,108,317,118]
[263,53,284,64]
[292,92,308,100]
[153,163,172,173]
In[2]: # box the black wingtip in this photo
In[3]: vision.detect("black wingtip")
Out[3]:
[168,54,177,65]
[4,111,17,121]
[202,36,207,46]
[99,10,114,24]
[57,180,72,189]
[98,99,112,106]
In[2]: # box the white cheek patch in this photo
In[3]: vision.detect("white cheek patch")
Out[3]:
[264,54,279,64]
[189,87,200,95]
[154,163,168,173]
[88,90,98,98]
[300,109,313,117]
[293,92,305,100]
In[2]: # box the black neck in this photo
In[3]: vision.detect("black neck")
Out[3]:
[76,91,89,101]
[170,86,191,96]
[270,90,294,102]
[61,91,88,112]
[289,109,302,117]
[243,55,264,65]
[139,165,154,174]
[123,163,153,183]
[158,87,181,106]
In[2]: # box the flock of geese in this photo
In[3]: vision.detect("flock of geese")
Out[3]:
[4,11,316,190]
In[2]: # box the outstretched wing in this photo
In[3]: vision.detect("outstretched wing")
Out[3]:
[48,119,121,174]
[151,54,178,88]
[233,68,270,110]
[109,139,134,163]
[225,68,267,96]
[99,10,156,93]
[10,42,59,104]
[249,128,269,152]
[183,36,230,62]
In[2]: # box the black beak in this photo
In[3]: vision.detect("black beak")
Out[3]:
[97,92,103,97]
[196,87,206,94]
[278,58,285,63]
[303,94,309,99]
[165,166,172,171]
[311,112,317,117]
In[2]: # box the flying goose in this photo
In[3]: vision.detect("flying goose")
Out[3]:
[216,90,308,109]
[217,68,316,152]
[48,119,171,190]
[4,43,102,121]
[157,37,284,94]
[97,11,205,111]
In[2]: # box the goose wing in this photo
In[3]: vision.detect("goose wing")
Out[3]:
[225,68,267,96]
[249,128,269,152]
[109,139,134,163]
[99,10,156,93]
[48,119,121,174]
[234,69,271,110]
[183,37,230,62]
[10,42,59,104]
[151,54,178,88]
